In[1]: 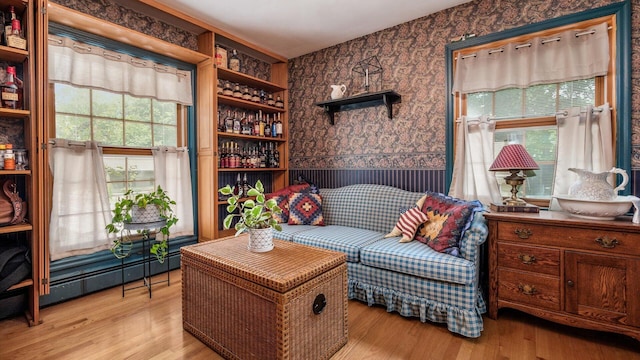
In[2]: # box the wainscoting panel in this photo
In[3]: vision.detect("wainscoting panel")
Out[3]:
[289,169,446,193]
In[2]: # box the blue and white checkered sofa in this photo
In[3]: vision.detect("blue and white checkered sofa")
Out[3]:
[273,184,488,338]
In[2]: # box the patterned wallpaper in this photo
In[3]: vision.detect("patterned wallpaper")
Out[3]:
[287,0,639,172]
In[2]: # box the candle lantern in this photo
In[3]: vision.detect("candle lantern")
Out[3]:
[351,56,383,94]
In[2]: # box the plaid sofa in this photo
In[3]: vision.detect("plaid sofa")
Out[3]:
[273,184,488,338]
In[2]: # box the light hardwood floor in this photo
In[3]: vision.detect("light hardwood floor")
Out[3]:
[0,269,638,359]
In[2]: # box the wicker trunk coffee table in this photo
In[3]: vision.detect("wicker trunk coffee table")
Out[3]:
[181,235,348,360]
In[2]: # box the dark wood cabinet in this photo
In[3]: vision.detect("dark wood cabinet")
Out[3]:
[485,211,640,341]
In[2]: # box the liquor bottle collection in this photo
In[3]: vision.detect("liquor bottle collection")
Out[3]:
[219,140,280,169]
[217,80,284,109]
[218,109,283,138]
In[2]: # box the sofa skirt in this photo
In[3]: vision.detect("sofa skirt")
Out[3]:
[346,262,486,338]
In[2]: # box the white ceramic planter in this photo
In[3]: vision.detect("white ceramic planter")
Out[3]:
[247,227,274,252]
[131,204,163,223]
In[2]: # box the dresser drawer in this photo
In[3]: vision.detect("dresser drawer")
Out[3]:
[498,243,560,276]
[498,268,560,311]
[496,222,640,256]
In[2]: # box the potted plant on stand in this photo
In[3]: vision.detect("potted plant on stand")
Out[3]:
[219,179,282,252]
[106,185,178,263]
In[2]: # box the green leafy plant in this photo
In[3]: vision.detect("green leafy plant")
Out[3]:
[219,179,282,236]
[106,185,178,263]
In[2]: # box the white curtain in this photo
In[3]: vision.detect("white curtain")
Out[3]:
[152,147,194,237]
[550,104,613,210]
[48,34,193,105]
[449,116,503,205]
[453,22,609,94]
[48,140,112,261]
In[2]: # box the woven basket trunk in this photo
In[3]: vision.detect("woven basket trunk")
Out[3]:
[247,227,273,252]
[130,204,162,224]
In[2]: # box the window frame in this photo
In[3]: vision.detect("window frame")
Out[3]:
[444,2,632,202]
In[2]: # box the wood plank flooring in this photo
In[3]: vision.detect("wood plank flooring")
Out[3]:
[1,269,638,359]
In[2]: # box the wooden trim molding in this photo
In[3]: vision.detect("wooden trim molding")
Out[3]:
[46,2,210,65]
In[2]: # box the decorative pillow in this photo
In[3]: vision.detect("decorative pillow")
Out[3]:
[265,183,311,199]
[288,192,324,226]
[385,206,430,243]
[416,192,483,256]
[270,194,290,223]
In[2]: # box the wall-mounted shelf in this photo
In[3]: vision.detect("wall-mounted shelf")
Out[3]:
[315,89,401,125]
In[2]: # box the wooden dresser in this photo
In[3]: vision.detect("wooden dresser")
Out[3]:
[485,211,640,341]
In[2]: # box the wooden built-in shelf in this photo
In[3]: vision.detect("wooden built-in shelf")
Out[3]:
[0,170,31,176]
[0,45,28,63]
[218,167,286,172]
[218,94,285,114]
[0,108,30,118]
[217,68,286,93]
[7,278,33,291]
[316,89,401,125]
[217,132,286,142]
[0,223,33,235]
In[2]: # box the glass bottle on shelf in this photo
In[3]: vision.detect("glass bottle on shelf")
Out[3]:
[15,148,27,170]
[2,66,20,109]
[242,86,252,101]
[216,79,223,95]
[224,110,234,133]
[232,111,241,134]
[232,83,242,98]
[258,111,265,136]
[271,116,277,138]
[222,81,233,96]
[4,143,15,170]
[276,113,283,138]
[229,49,241,72]
[273,144,280,168]
[253,112,260,136]
[241,112,251,135]
[242,173,249,195]
[275,96,284,108]
[251,89,260,103]
[0,144,5,170]
[264,113,271,137]
[267,94,275,107]
[5,6,26,49]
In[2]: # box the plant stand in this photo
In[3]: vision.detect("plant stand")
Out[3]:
[120,220,169,298]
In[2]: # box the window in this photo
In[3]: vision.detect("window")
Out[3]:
[53,83,183,206]
[465,78,596,200]
[446,10,627,207]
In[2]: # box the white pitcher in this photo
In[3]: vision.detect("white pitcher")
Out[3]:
[330,84,346,99]
[568,167,629,201]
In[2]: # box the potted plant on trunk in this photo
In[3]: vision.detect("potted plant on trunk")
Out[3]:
[106,185,178,263]
[219,179,282,252]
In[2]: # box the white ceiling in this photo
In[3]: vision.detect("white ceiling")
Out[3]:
[153,0,473,59]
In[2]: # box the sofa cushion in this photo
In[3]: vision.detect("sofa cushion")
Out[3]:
[384,206,429,243]
[291,225,384,263]
[288,192,325,225]
[417,192,483,257]
[272,223,317,241]
[359,237,476,285]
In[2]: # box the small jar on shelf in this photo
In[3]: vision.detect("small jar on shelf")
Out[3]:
[232,83,242,98]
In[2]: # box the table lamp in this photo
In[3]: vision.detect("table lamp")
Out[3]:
[489,144,539,206]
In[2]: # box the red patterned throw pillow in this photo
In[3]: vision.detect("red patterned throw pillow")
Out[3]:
[385,206,430,243]
[416,192,482,257]
[288,192,324,226]
[266,184,312,224]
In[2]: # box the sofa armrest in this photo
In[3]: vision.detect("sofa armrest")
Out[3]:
[458,211,488,263]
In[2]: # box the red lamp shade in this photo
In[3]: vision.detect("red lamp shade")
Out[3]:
[489,144,539,171]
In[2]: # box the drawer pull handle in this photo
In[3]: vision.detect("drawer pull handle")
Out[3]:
[514,228,532,239]
[518,254,536,264]
[567,280,575,287]
[595,236,619,249]
[518,284,537,295]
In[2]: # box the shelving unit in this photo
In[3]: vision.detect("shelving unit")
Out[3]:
[316,89,401,124]
[0,0,41,326]
[196,32,288,241]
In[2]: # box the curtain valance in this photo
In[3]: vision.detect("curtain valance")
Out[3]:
[48,34,193,106]
[452,22,609,94]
